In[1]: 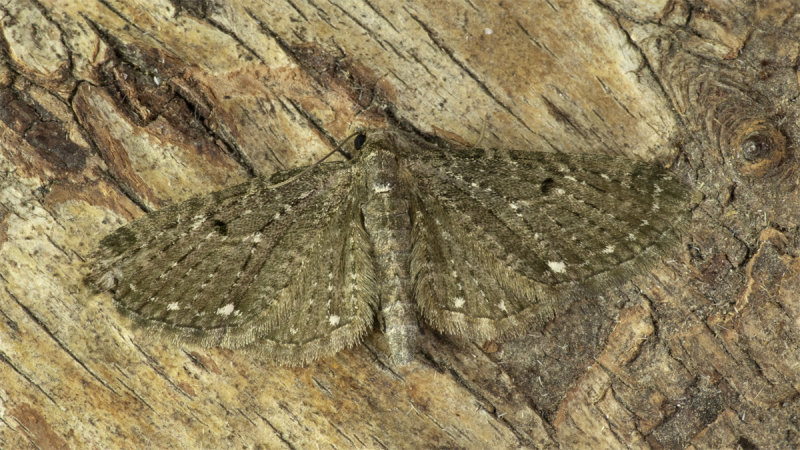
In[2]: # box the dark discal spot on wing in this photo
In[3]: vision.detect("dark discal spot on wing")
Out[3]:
[540,177,555,195]
[211,219,228,236]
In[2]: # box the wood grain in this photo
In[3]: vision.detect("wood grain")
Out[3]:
[1,0,799,447]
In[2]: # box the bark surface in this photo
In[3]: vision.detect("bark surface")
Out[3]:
[1,0,799,448]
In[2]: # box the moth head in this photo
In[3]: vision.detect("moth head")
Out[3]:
[348,128,400,158]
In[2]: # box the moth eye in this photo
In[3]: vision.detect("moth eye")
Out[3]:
[354,133,367,150]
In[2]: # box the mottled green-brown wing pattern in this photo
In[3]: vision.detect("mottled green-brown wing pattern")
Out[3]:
[90,162,377,365]
[404,146,690,340]
[91,128,691,365]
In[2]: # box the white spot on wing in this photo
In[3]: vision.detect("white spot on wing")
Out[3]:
[190,215,206,231]
[373,183,392,193]
[602,245,615,254]
[167,302,180,311]
[600,173,610,180]
[547,261,567,274]
[216,303,235,316]
[453,297,465,308]
[329,315,340,326]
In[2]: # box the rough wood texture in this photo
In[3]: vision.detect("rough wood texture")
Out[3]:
[1,0,798,448]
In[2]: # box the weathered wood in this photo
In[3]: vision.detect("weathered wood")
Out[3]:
[1,0,799,447]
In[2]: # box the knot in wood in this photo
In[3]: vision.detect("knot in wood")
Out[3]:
[729,120,786,178]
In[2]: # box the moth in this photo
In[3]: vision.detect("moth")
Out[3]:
[90,128,690,365]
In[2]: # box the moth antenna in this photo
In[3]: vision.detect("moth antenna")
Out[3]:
[267,131,363,189]
[468,116,488,149]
